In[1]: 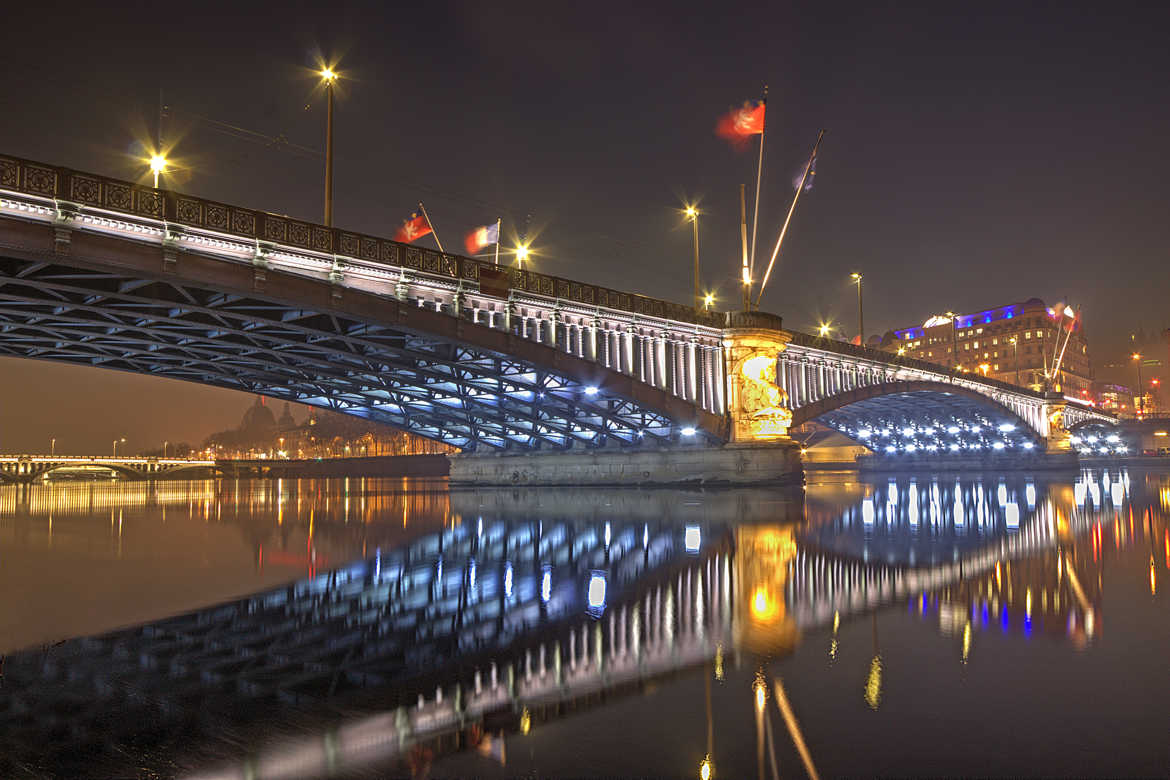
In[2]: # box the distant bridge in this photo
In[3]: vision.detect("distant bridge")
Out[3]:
[0,455,216,483]
[0,154,1113,464]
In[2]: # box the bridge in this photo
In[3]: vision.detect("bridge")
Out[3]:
[0,154,1115,483]
[0,454,216,483]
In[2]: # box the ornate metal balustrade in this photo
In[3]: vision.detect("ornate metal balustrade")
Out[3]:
[0,155,727,425]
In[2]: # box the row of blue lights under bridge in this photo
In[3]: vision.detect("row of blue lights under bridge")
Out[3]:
[844,419,1038,454]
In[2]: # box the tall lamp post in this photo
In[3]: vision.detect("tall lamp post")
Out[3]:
[1133,353,1144,417]
[320,68,338,227]
[850,273,863,346]
[112,437,125,457]
[50,437,56,456]
[1009,336,1020,385]
[685,205,700,310]
[946,311,959,370]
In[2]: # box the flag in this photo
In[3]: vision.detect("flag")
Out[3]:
[465,222,500,255]
[394,210,432,243]
[716,99,766,146]
[792,154,817,192]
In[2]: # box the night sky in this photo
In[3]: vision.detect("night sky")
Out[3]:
[1,1,1167,454]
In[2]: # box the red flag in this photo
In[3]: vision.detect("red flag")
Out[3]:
[394,210,432,243]
[716,100,766,146]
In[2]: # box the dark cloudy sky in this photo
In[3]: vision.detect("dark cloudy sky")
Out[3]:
[1,1,1167,453]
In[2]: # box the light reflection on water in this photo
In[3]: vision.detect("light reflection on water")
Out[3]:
[1,468,1168,778]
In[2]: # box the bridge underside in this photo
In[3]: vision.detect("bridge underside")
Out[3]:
[795,386,1044,455]
[0,248,722,452]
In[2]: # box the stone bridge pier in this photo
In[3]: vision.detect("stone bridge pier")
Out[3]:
[449,311,803,487]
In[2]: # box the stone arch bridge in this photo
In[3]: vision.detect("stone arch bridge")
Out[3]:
[0,456,216,484]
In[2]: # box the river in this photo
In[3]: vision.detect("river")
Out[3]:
[1,467,1167,777]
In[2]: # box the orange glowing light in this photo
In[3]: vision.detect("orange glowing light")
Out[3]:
[750,586,779,621]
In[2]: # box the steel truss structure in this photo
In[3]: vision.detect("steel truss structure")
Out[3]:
[0,254,713,451]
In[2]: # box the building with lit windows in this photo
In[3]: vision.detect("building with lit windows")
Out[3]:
[878,298,1093,396]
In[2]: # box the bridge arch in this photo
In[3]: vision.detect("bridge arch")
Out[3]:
[0,250,726,453]
[791,381,1045,454]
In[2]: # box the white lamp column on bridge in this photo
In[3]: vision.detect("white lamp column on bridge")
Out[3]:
[112,437,125,457]
[850,273,863,346]
[320,67,338,227]
[684,204,701,310]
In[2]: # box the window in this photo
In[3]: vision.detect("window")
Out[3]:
[973,341,979,348]
[992,338,998,345]
[994,364,1000,371]
[964,343,971,351]
[1025,332,1032,339]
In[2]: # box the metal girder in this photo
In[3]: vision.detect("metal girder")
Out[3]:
[806,388,1045,454]
[0,255,705,452]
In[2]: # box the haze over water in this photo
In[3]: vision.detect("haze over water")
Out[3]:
[1,469,1168,777]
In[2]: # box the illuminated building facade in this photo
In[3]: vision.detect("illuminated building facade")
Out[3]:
[879,298,1093,396]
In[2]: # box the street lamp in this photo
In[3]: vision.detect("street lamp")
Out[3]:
[1009,336,1020,385]
[817,322,833,338]
[163,440,169,458]
[320,67,338,226]
[946,311,959,370]
[850,273,863,346]
[112,437,125,457]
[149,155,167,189]
[703,292,714,311]
[1133,353,1144,417]
[50,437,56,456]
[685,205,700,310]
[515,242,530,269]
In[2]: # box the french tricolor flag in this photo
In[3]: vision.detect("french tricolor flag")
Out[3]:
[465,222,500,255]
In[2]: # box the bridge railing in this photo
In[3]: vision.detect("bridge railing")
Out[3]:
[0,155,721,329]
[0,154,728,418]
[786,330,1048,399]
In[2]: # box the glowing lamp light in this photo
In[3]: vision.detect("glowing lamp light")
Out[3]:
[540,566,552,603]
[583,385,599,396]
[684,205,698,219]
[750,586,779,621]
[885,445,896,453]
[857,429,872,439]
[699,757,712,780]
[947,426,961,434]
[1022,442,1035,450]
[703,292,715,309]
[902,427,915,436]
[684,525,701,553]
[949,442,960,451]
[998,423,1016,432]
[149,155,167,174]
[992,441,1006,450]
[515,243,530,264]
[586,571,607,613]
[681,426,697,437]
[504,562,514,599]
[320,67,337,83]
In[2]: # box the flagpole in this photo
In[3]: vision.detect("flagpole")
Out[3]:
[739,183,750,311]
[748,84,768,281]
[755,128,824,311]
[493,217,501,266]
[1051,306,1078,388]
[418,201,445,253]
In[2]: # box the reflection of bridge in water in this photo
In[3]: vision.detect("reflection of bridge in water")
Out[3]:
[0,471,1154,778]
